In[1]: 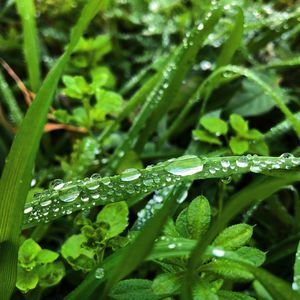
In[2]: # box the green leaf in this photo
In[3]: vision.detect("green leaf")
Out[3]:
[246,129,264,140]
[63,75,93,99]
[96,202,129,239]
[212,224,253,250]
[175,207,190,238]
[18,239,41,267]
[249,140,269,156]
[16,267,39,293]
[152,273,182,296]
[229,137,249,155]
[192,129,222,145]
[0,1,103,297]
[90,66,116,89]
[36,249,59,264]
[201,260,254,282]
[110,279,158,300]
[200,117,228,135]
[187,196,211,240]
[236,247,266,267]
[94,89,123,119]
[193,281,218,300]
[217,290,255,300]
[230,114,249,135]
[37,261,65,288]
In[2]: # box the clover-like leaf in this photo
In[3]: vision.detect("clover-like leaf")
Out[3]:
[16,267,39,293]
[36,249,59,265]
[229,137,249,155]
[152,273,182,296]
[230,114,249,136]
[200,116,228,135]
[192,129,222,145]
[187,196,211,240]
[96,201,129,239]
[18,239,41,267]
[212,224,253,250]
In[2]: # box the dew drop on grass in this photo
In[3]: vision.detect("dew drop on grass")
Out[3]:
[280,153,294,159]
[50,179,65,190]
[81,194,89,202]
[212,248,225,257]
[59,186,80,203]
[85,174,101,190]
[250,166,262,173]
[177,190,188,204]
[24,207,33,214]
[236,157,249,168]
[40,200,52,207]
[120,168,141,181]
[95,268,104,279]
[165,155,204,176]
[221,160,230,168]
[221,176,232,184]
[168,243,176,249]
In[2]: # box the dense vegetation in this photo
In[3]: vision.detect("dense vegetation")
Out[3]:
[1,0,300,299]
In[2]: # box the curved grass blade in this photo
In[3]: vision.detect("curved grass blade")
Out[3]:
[0,1,104,298]
[0,70,23,126]
[15,0,41,92]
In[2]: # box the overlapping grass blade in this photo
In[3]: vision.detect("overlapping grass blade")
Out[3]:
[0,70,23,126]
[107,7,222,169]
[0,1,104,298]
[293,240,300,293]
[15,0,41,92]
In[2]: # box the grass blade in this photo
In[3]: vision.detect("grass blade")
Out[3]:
[293,240,300,293]
[0,1,104,298]
[15,0,41,92]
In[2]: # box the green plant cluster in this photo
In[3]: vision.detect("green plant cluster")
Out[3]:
[1,0,300,300]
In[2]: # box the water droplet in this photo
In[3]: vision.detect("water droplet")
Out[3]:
[40,200,52,207]
[280,153,294,159]
[143,178,154,186]
[250,166,262,173]
[24,207,33,214]
[81,194,89,202]
[168,243,176,249]
[177,190,188,204]
[221,160,230,168]
[236,157,249,168]
[197,23,204,30]
[91,192,100,200]
[221,176,232,184]
[120,168,141,181]
[212,248,225,257]
[50,179,65,191]
[95,268,104,279]
[59,186,80,203]
[209,168,216,174]
[165,155,204,176]
[85,174,101,190]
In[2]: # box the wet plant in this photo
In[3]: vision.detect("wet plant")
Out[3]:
[1,0,300,299]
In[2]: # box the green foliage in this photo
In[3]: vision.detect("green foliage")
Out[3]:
[16,239,64,293]
[1,1,300,299]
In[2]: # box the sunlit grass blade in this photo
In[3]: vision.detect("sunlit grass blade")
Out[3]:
[0,1,104,299]
[15,0,41,92]
[0,70,23,126]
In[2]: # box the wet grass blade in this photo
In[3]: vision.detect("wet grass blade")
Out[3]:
[15,0,41,92]
[0,1,104,299]
[293,240,300,293]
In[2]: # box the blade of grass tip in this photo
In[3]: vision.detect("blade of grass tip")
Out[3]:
[0,1,104,299]
[162,8,243,143]
[107,7,222,170]
[134,7,223,154]
[216,7,244,68]
[181,171,300,299]
[0,70,23,126]
[256,56,300,70]
[15,0,41,92]
[102,184,186,298]
[293,240,300,293]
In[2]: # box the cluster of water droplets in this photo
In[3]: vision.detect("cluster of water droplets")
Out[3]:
[23,154,300,227]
